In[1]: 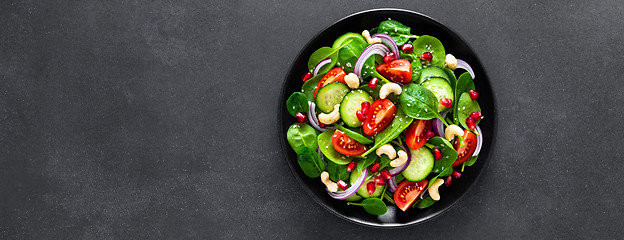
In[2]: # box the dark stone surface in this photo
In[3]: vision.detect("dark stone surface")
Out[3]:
[1,1,622,239]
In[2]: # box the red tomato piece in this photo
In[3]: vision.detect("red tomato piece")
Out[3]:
[394,180,429,211]
[404,119,432,149]
[331,130,367,156]
[452,130,477,167]
[375,59,412,83]
[362,99,396,135]
[314,67,347,98]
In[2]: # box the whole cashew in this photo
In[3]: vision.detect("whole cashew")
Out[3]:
[344,73,360,89]
[428,178,445,201]
[379,83,402,99]
[321,171,338,192]
[444,124,464,142]
[318,104,340,125]
[362,30,382,44]
[376,144,396,159]
[389,150,408,167]
[445,54,457,71]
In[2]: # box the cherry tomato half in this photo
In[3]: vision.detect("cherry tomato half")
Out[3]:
[314,67,347,98]
[452,130,477,167]
[394,179,429,211]
[405,119,432,149]
[363,99,397,135]
[331,130,367,157]
[375,59,412,83]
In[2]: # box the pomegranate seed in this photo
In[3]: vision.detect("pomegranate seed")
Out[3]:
[466,117,476,130]
[434,148,443,160]
[361,102,371,114]
[452,170,462,179]
[381,169,392,181]
[420,52,433,61]
[469,89,480,100]
[383,52,396,63]
[367,182,376,195]
[470,112,483,120]
[356,110,366,122]
[302,72,312,82]
[295,112,306,123]
[346,161,357,173]
[440,98,453,108]
[374,176,386,186]
[425,130,435,139]
[337,180,349,191]
[318,122,325,128]
[445,175,453,187]
[401,43,413,53]
[370,163,380,173]
[368,77,378,89]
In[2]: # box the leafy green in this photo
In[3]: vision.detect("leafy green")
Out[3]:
[457,92,481,129]
[317,130,352,165]
[428,137,458,174]
[334,35,373,75]
[348,198,388,215]
[335,125,373,145]
[356,154,377,173]
[453,72,475,124]
[399,83,443,121]
[307,39,353,74]
[286,123,318,154]
[426,167,453,192]
[413,35,446,68]
[301,74,323,102]
[376,20,418,46]
[297,148,325,178]
[379,154,393,170]
[326,160,349,182]
[286,92,309,117]
[465,155,478,167]
[361,106,414,157]
[414,194,436,209]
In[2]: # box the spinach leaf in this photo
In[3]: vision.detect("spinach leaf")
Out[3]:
[453,72,475,124]
[335,36,374,75]
[361,106,413,157]
[297,148,325,178]
[399,83,444,121]
[301,74,323,102]
[376,20,417,46]
[428,137,458,174]
[317,130,352,165]
[307,40,353,74]
[465,155,478,167]
[413,35,446,68]
[336,125,373,145]
[326,160,349,182]
[426,167,453,192]
[349,198,388,215]
[286,92,309,117]
[356,154,377,173]
[379,154,393,170]
[286,123,319,154]
[457,92,481,129]
[443,68,458,92]
[414,194,436,209]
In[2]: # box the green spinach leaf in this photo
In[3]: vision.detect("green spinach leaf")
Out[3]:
[457,92,481,129]
[286,92,309,117]
[399,83,444,121]
[326,160,349,182]
[286,123,318,154]
[453,72,475,124]
[356,154,377,173]
[349,198,387,215]
[465,155,478,167]
[297,147,325,178]
[317,130,352,165]
[413,35,446,68]
[414,194,436,209]
[336,125,373,145]
[361,106,413,157]
[301,74,323,102]
[428,137,458,174]
[376,20,417,46]
[307,40,353,74]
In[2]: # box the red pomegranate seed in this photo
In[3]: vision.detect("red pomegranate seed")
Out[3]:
[452,170,462,179]
[445,175,453,187]
[440,98,453,108]
[381,169,392,181]
[368,77,378,89]
[370,163,380,173]
[318,122,325,128]
[367,182,376,194]
[434,148,443,160]
[466,117,476,130]
[295,112,306,123]
[346,161,357,173]
[469,89,480,100]
[374,176,386,186]
[470,112,482,120]
[420,52,433,61]
[383,52,396,63]
[356,110,366,122]
[425,130,435,139]
[401,43,413,53]
[302,72,312,82]
[337,180,348,191]
[361,102,371,114]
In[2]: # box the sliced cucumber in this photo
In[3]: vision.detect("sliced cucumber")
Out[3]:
[351,169,383,198]
[419,66,449,84]
[335,125,373,145]
[316,82,349,113]
[402,147,434,181]
[421,77,454,112]
[317,130,352,165]
[339,90,373,127]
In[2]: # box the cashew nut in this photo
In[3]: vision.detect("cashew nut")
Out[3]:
[444,124,464,142]
[428,178,445,201]
[376,144,396,159]
[379,83,402,99]
[444,54,457,71]
[389,150,408,167]
[318,104,340,125]
[321,171,338,192]
[362,30,382,44]
[344,73,360,89]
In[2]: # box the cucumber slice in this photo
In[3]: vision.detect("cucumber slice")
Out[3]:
[419,66,449,84]
[339,90,373,127]
[317,130,352,165]
[335,125,373,145]
[316,82,349,113]
[421,77,454,112]
[351,169,383,198]
[402,147,434,181]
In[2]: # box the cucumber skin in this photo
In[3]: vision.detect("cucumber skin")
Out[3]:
[339,90,373,128]
[316,82,349,113]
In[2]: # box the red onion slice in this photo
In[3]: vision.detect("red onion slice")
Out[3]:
[387,177,398,193]
[354,43,389,81]
[371,33,400,59]
[312,58,332,77]
[456,59,475,79]
[388,140,411,176]
[327,168,367,200]
[307,101,330,132]
[473,125,483,156]
[432,112,447,136]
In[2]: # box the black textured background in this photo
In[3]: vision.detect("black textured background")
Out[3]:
[1,1,623,239]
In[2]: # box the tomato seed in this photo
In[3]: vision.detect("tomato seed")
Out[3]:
[401,43,413,53]
[296,112,306,123]
[383,52,396,63]
[469,89,480,100]
[440,98,453,108]
[466,117,476,130]
[434,148,443,160]
[367,182,376,195]
[368,77,378,89]
[381,169,392,181]
[420,52,433,61]
[302,72,312,82]
[470,112,482,120]
[370,163,380,173]
[337,180,349,191]
[445,175,453,187]
[425,130,435,139]
[452,170,461,179]
[374,176,386,186]
[346,161,357,172]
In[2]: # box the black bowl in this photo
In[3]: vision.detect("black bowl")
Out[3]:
[278,8,496,228]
